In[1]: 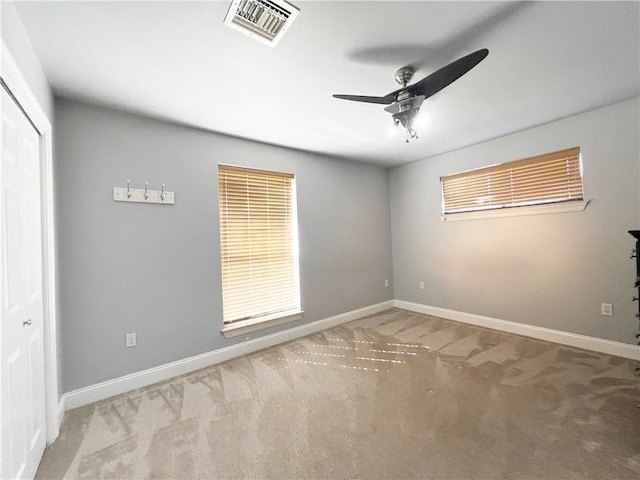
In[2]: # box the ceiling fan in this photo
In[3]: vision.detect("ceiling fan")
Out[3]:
[333,48,489,142]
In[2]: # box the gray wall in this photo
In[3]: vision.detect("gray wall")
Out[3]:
[54,99,394,392]
[1,0,53,121]
[390,98,640,345]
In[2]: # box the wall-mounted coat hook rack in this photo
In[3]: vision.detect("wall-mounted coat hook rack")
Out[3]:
[114,181,175,205]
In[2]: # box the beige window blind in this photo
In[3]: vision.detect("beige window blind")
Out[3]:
[441,147,583,214]
[218,164,300,325]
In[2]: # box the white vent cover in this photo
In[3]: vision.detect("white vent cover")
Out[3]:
[224,0,299,47]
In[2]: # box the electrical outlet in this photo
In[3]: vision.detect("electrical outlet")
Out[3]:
[125,332,137,348]
[419,281,425,290]
[601,303,613,317]
[385,279,389,288]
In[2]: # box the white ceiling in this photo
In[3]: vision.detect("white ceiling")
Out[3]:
[14,1,640,167]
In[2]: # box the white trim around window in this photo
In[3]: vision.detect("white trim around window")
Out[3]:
[440,199,590,222]
[221,309,304,338]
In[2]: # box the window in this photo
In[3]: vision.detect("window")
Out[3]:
[218,164,302,337]
[440,147,586,220]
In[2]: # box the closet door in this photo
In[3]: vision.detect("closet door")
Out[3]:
[1,85,46,480]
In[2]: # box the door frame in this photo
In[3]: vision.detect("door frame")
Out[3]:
[1,41,60,444]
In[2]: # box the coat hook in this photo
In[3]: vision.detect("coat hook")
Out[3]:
[126,180,132,198]
[160,183,165,201]
[144,181,149,199]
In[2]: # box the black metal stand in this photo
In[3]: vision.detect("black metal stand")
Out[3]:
[629,230,640,374]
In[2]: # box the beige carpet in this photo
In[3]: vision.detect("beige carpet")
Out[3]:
[36,309,639,479]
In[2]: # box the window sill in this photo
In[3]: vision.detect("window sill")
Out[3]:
[440,200,590,222]
[221,310,304,338]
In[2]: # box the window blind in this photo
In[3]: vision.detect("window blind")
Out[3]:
[218,164,300,325]
[441,147,583,214]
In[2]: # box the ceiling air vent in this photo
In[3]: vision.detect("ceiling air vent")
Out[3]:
[224,0,299,47]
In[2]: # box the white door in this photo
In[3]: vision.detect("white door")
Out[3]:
[1,85,46,479]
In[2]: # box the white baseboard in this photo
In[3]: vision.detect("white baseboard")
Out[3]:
[394,300,640,360]
[62,300,394,411]
[60,298,638,414]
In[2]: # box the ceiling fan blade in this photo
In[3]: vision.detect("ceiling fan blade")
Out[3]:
[332,93,395,105]
[406,48,489,99]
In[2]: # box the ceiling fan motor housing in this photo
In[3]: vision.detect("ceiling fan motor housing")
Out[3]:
[396,89,413,102]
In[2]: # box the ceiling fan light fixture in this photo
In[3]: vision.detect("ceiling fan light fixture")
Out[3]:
[389,119,400,135]
[223,0,299,47]
[393,107,420,142]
